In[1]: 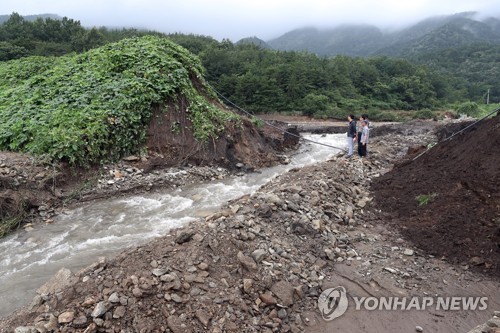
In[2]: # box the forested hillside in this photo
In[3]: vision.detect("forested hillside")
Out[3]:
[0,12,496,119]
[266,25,386,57]
[0,12,161,60]
[262,12,500,104]
[197,43,458,115]
[413,43,500,104]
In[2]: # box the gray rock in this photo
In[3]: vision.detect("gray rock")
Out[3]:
[195,309,211,326]
[160,273,177,282]
[91,301,111,318]
[123,155,140,162]
[73,315,88,328]
[113,306,126,319]
[278,309,288,319]
[261,193,283,206]
[230,204,241,214]
[132,287,143,297]
[171,293,183,303]
[167,315,192,333]
[286,200,300,212]
[357,199,368,208]
[345,205,354,219]
[14,327,36,333]
[237,251,258,271]
[45,314,58,331]
[29,295,43,311]
[190,287,202,296]
[37,268,73,295]
[404,249,415,256]
[108,292,120,303]
[152,268,169,276]
[415,326,423,332]
[324,248,335,260]
[243,278,253,293]
[58,311,75,324]
[260,293,277,305]
[198,262,209,270]
[251,249,267,263]
[271,280,295,306]
[347,249,357,258]
[175,230,194,244]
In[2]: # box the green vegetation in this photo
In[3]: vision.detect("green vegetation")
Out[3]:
[0,200,28,238]
[456,101,480,117]
[198,44,451,115]
[0,36,237,165]
[0,216,23,238]
[416,193,438,206]
[0,12,165,60]
[0,12,497,136]
[413,43,500,104]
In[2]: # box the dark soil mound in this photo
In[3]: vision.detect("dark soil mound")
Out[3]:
[146,103,295,170]
[372,116,500,276]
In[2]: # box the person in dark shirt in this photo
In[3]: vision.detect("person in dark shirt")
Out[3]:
[346,114,356,158]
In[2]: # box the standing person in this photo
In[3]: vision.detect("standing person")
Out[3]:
[356,115,363,156]
[361,114,369,128]
[358,114,369,156]
[346,115,356,158]
[359,120,369,157]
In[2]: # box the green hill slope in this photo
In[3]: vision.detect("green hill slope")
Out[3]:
[0,36,237,165]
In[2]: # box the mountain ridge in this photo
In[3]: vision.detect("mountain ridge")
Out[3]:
[262,12,500,57]
[0,13,61,24]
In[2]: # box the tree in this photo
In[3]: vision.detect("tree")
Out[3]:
[0,41,28,60]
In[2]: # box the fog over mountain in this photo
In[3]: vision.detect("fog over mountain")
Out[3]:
[0,0,499,41]
[265,12,500,57]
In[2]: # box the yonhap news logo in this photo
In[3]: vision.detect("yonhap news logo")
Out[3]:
[317,286,349,320]
[318,286,488,321]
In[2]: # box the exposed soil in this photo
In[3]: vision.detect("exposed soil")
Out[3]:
[372,115,500,276]
[146,103,295,169]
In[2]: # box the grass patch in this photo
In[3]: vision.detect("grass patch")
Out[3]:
[0,199,30,238]
[415,193,438,206]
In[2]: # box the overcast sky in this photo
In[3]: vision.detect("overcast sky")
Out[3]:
[1,0,499,41]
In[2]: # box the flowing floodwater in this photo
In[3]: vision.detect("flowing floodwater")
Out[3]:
[0,134,346,317]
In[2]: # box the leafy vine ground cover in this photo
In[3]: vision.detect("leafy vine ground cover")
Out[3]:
[0,36,237,166]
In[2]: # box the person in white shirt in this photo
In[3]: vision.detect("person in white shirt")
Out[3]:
[359,120,369,157]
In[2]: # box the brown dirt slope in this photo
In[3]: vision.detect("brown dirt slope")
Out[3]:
[372,115,500,276]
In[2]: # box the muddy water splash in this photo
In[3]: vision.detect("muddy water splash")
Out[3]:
[0,134,346,317]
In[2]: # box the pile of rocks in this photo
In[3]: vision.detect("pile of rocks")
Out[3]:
[467,312,500,333]
[93,164,230,193]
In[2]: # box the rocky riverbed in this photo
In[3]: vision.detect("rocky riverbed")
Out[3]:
[1,121,499,333]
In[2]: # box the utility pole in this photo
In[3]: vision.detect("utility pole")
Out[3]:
[486,88,490,104]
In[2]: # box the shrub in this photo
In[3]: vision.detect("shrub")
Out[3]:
[456,101,480,117]
[412,109,436,119]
